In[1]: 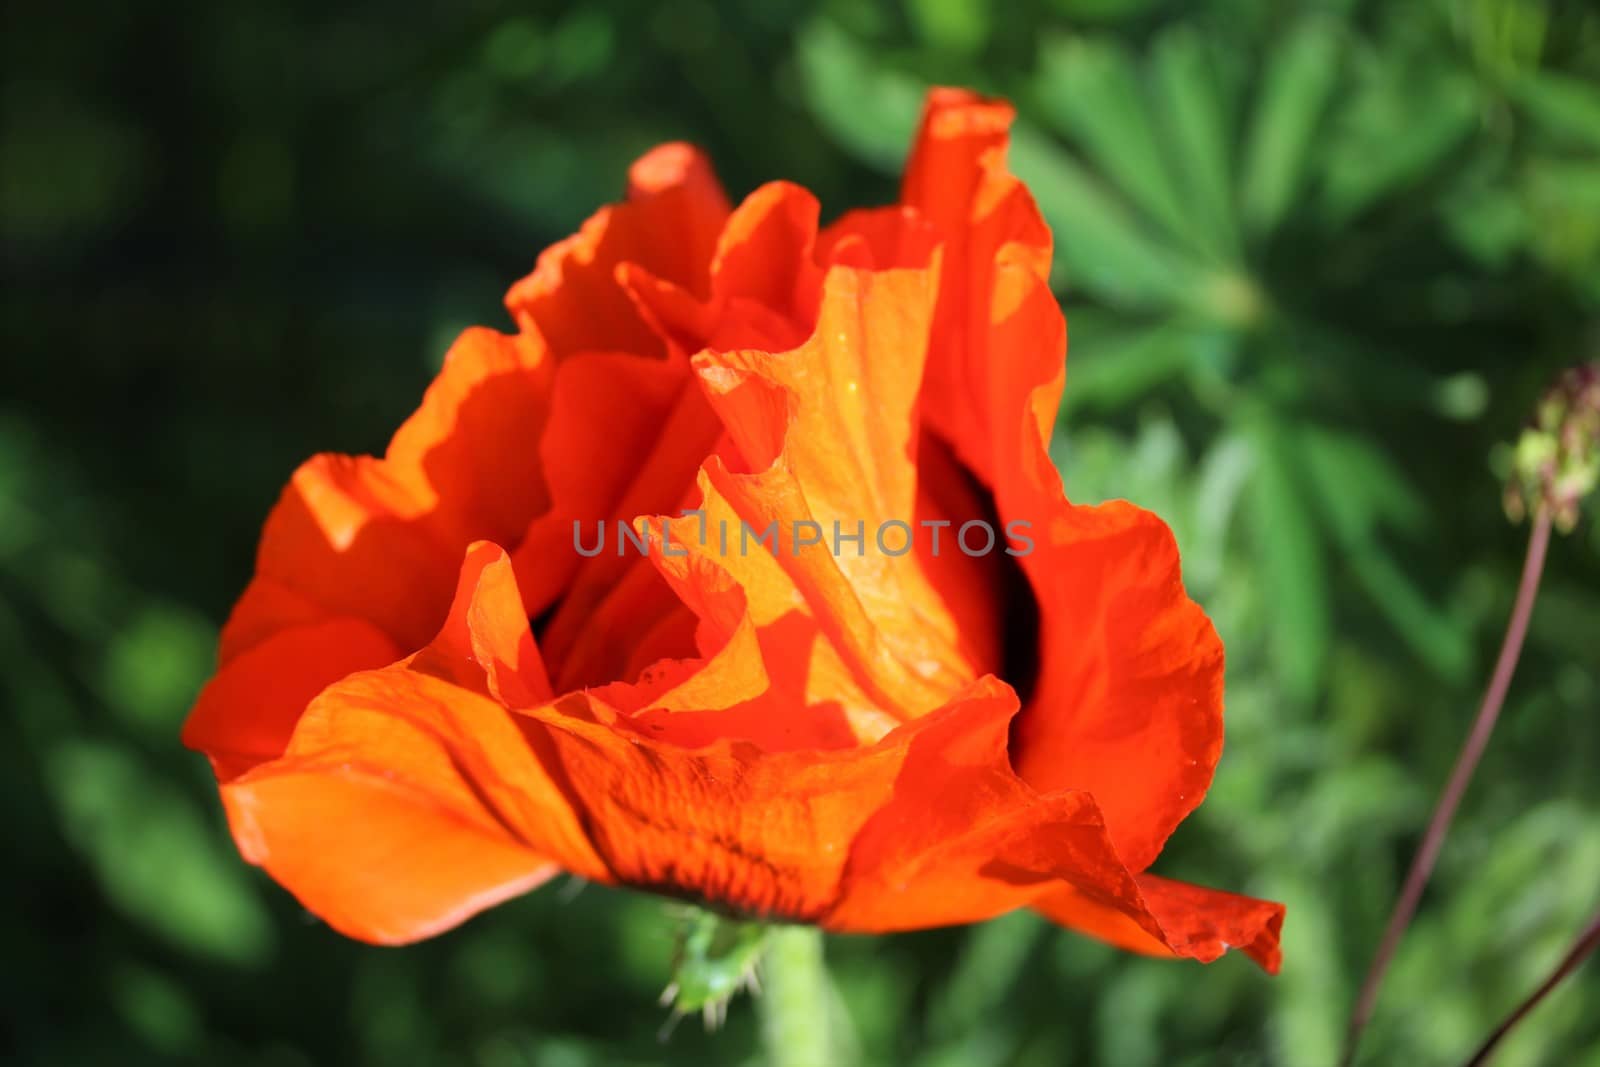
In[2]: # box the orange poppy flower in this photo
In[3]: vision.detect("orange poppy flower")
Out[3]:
[184,88,1284,971]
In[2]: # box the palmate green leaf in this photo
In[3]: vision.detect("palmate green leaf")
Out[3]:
[1298,424,1469,679]
[1297,425,1424,539]
[1317,61,1478,226]
[1058,318,1199,416]
[795,20,924,174]
[1149,26,1242,262]
[1242,411,1329,701]
[1009,124,1203,305]
[1511,70,1600,152]
[1034,36,1199,255]
[1240,17,1343,239]
[1188,432,1255,592]
[1351,551,1472,680]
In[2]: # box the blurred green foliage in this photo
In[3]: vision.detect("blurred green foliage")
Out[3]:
[3,0,1599,1064]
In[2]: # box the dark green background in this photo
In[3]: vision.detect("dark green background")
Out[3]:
[3,0,1599,1064]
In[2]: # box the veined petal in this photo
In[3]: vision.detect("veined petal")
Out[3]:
[217,549,612,943]
[221,761,557,946]
[693,255,1006,722]
[410,541,554,708]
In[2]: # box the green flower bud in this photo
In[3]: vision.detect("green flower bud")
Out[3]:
[1505,362,1600,533]
[659,906,767,1031]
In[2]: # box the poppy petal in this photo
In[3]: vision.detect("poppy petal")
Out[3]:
[505,143,731,359]
[221,760,558,945]
[899,89,1230,875]
[512,681,1026,922]
[899,89,1059,489]
[692,258,1002,720]
[219,560,614,942]
[1032,874,1285,974]
[509,348,692,619]
[1011,501,1226,873]
[183,617,399,780]
[223,327,553,659]
[646,467,890,743]
[409,541,553,708]
[826,676,1122,931]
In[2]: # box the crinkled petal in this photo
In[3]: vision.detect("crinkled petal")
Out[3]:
[505,143,731,359]
[508,348,696,620]
[900,88,1229,875]
[693,249,1000,722]
[1011,502,1225,872]
[1033,874,1285,974]
[899,89,1058,487]
[827,676,1125,931]
[410,541,553,707]
[187,328,554,780]
[823,674,1273,976]
[183,618,399,780]
[221,327,554,661]
[218,548,612,942]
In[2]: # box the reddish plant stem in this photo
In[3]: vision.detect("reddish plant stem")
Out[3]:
[1462,907,1600,1066]
[1341,507,1553,1067]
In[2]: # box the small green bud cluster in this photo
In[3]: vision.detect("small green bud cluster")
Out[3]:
[1505,362,1600,533]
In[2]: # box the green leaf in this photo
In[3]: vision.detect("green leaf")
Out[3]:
[1442,184,1528,269]
[1009,124,1203,305]
[796,20,925,174]
[100,604,215,738]
[1046,0,1165,20]
[1317,63,1478,224]
[1189,432,1256,591]
[1350,550,1472,680]
[1267,874,1344,1067]
[1524,159,1600,286]
[1511,70,1600,151]
[1059,319,1197,415]
[1240,18,1342,238]
[928,911,1042,1040]
[1298,426,1425,540]
[1243,413,1329,700]
[1297,425,1468,677]
[1150,25,1241,260]
[1034,36,1198,254]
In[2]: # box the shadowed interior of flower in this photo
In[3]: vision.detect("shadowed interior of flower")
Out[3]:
[183,88,1284,973]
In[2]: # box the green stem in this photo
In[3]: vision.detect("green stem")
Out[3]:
[759,925,834,1067]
